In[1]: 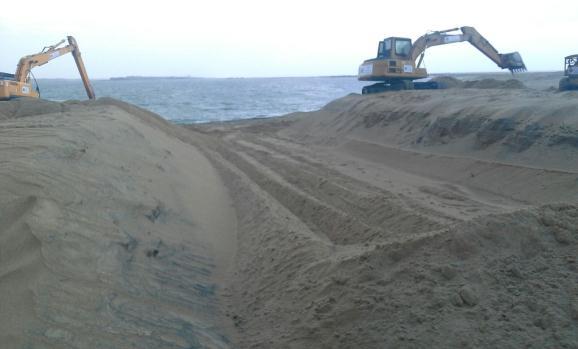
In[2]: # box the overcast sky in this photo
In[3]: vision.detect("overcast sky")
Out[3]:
[1,0,575,79]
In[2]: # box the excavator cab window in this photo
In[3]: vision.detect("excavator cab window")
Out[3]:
[0,72,15,81]
[377,39,392,58]
[395,39,411,57]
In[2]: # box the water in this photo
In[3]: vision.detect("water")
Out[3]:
[36,77,368,123]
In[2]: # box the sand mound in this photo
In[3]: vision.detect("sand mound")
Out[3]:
[0,98,235,348]
[280,89,578,171]
[456,72,563,90]
[0,98,66,119]
[432,76,464,88]
[432,76,526,89]
[464,78,526,89]
[187,86,578,348]
[432,76,526,90]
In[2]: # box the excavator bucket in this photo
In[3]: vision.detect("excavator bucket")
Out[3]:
[500,52,526,73]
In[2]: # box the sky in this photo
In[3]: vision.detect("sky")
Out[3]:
[0,0,575,79]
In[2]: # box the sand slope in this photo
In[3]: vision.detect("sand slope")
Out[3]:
[2,82,577,349]
[282,88,578,171]
[189,86,578,348]
[0,99,235,348]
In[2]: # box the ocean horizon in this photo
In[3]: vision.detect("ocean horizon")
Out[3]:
[35,76,367,123]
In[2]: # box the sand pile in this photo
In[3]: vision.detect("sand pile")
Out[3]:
[432,76,526,89]
[280,88,578,171]
[450,72,564,91]
[431,76,465,88]
[188,87,578,348]
[0,99,235,348]
[464,78,525,89]
[0,98,67,120]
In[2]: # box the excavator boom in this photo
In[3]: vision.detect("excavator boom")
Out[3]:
[1,36,95,100]
[410,26,526,73]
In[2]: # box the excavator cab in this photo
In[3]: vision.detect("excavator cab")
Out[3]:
[377,37,412,59]
[564,55,578,77]
[559,54,578,91]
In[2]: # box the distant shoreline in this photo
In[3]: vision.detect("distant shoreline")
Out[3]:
[109,76,195,80]
[34,71,561,81]
[32,76,358,81]
[108,75,358,81]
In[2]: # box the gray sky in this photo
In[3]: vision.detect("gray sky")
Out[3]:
[1,0,575,79]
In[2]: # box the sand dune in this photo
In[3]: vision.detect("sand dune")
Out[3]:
[0,99,235,348]
[1,79,578,349]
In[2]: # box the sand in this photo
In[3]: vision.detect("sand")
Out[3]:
[0,98,236,348]
[188,80,578,348]
[1,73,578,348]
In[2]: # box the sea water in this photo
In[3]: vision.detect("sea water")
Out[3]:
[36,77,367,123]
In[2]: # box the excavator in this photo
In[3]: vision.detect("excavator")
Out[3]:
[559,54,578,91]
[358,26,527,94]
[0,36,95,100]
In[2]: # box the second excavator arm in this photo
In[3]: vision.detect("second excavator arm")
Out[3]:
[410,26,526,73]
[14,36,96,99]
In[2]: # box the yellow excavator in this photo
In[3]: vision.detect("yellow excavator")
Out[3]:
[559,54,578,91]
[0,36,95,100]
[358,26,527,94]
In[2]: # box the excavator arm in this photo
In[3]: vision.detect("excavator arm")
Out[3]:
[410,26,526,73]
[13,36,95,99]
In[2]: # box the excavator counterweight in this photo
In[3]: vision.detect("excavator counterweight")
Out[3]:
[358,26,526,94]
[0,36,95,100]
